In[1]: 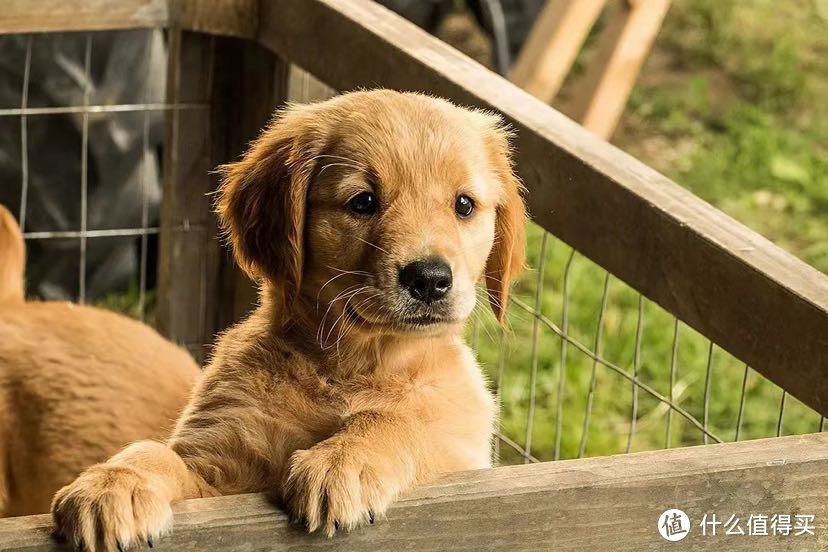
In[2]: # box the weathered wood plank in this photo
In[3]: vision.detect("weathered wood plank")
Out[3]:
[0,0,256,37]
[508,0,607,102]
[209,38,283,329]
[156,30,216,362]
[562,0,672,138]
[258,0,828,416]
[158,31,281,358]
[174,0,258,39]
[2,433,826,550]
[0,0,168,34]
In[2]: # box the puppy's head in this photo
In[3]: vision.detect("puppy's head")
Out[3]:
[217,90,525,338]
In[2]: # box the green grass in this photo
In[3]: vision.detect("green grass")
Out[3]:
[96,279,155,324]
[472,226,822,465]
[617,0,828,271]
[470,0,827,464]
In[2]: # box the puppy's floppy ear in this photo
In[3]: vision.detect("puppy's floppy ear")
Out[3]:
[482,121,527,326]
[216,105,319,300]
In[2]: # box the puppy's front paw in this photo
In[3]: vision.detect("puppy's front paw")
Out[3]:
[52,464,172,552]
[283,444,399,536]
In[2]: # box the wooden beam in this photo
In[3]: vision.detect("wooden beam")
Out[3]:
[562,0,672,138]
[2,433,827,550]
[173,0,258,39]
[0,0,168,34]
[0,0,256,38]
[257,0,828,417]
[509,0,607,103]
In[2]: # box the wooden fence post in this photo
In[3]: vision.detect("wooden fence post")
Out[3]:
[157,31,285,362]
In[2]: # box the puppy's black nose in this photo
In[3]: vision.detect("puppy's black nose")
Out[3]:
[398,259,453,304]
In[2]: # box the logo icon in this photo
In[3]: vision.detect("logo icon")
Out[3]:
[659,509,690,541]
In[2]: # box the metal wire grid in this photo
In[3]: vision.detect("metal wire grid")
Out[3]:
[9,30,209,325]
[480,227,826,466]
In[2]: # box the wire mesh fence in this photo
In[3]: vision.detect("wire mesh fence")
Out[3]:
[1,29,212,328]
[475,223,826,465]
[3,30,822,468]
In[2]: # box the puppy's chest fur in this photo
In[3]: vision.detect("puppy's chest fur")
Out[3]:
[216,320,494,446]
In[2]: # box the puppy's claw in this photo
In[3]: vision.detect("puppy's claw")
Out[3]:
[117,541,125,552]
[289,514,306,527]
[368,511,375,524]
[334,520,340,531]
[148,537,154,548]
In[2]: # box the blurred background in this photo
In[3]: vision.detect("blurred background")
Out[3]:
[1,0,825,462]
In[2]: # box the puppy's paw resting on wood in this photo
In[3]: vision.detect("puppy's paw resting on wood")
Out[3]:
[283,437,400,535]
[51,89,525,550]
[52,465,170,551]
[51,441,215,551]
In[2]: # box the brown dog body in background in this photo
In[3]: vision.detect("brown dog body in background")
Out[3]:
[0,205,200,517]
[53,90,526,550]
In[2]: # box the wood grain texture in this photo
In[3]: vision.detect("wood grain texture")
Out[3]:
[157,32,282,358]
[562,0,672,138]
[156,31,217,362]
[2,433,826,550]
[509,0,607,102]
[0,0,256,37]
[0,0,167,34]
[258,0,828,416]
[210,38,283,329]
[174,0,258,38]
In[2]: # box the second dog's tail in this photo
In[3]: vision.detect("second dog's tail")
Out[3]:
[0,204,25,304]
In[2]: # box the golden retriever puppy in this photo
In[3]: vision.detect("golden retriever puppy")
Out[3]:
[52,89,525,550]
[0,204,200,517]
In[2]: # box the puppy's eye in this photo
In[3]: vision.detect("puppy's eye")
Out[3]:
[347,191,377,215]
[455,194,475,218]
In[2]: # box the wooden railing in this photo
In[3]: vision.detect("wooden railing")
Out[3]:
[1,0,827,549]
[3,433,827,550]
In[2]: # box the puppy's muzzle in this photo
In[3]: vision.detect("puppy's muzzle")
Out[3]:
[398,258,452,304]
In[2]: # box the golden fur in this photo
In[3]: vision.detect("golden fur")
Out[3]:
[0,204,200,517]
[52,90,526,550]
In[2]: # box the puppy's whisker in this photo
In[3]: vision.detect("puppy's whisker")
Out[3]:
[318,285,367,345]
[327,289,369,352]
[310,154,365,167]
[322,287,370,349]
[353,236,390,255]
[468,309,491,346]
[319,162,364,176]
[316,268,372,308]
[325,266,372,277]
[475,287,503,308]
[470,298,499,344]
[481,274,506,286]
[334,292,381,357]
[317,273,361,307]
